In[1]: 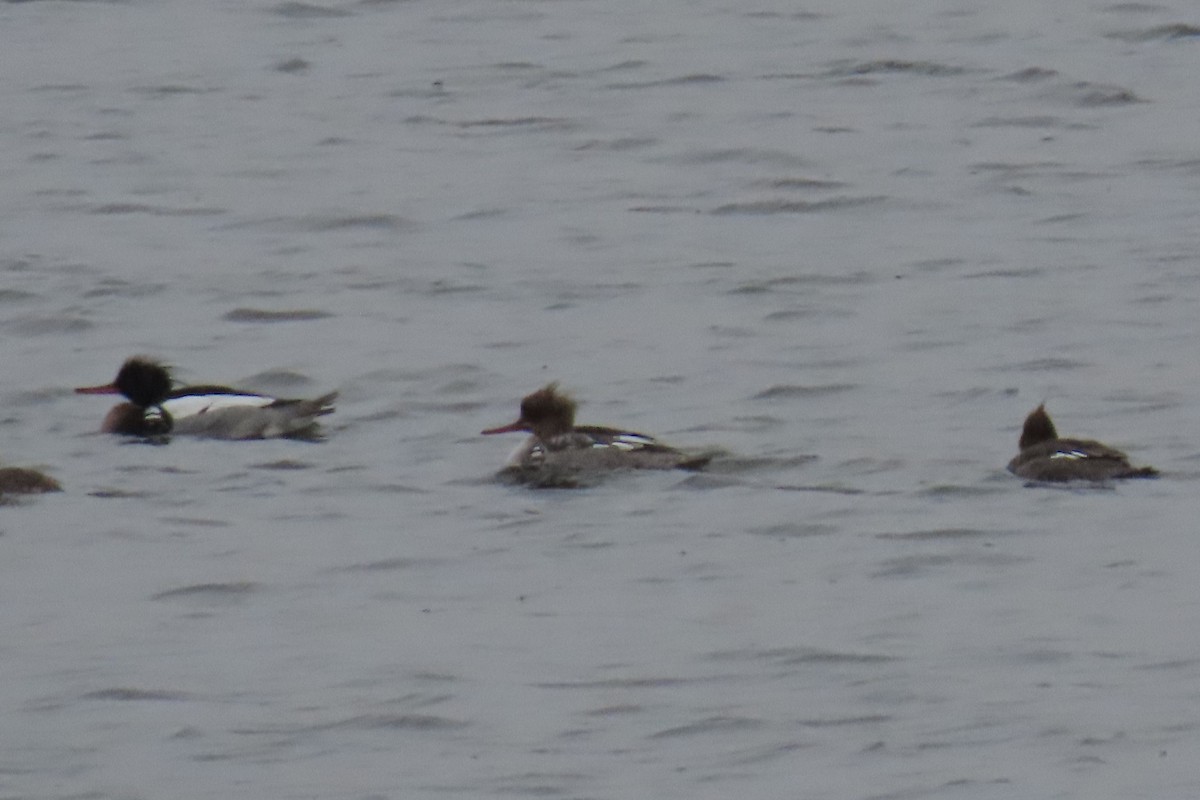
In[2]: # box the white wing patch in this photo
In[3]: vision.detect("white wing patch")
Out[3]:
[163,393,274,420]
[1050,450,1087,461]
[594,433,657,451]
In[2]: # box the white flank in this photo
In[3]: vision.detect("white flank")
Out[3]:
[163,393,274,420]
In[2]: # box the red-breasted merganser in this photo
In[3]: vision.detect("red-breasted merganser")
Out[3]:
[481,383,710,473]
[75,357,336,440]
[1007,403,1158,482]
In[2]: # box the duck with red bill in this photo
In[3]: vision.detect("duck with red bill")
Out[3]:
[76,356,336,440]
[482,383,710,472]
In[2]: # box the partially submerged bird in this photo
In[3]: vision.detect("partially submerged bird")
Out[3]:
[1007,403,1158,482]
[482,383,710,481]
[76,357,336,440]
[0,466,62,497]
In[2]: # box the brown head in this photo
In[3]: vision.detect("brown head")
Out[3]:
[481,383,578,440]
[1018,403,1059,451]
[76,357,174,409]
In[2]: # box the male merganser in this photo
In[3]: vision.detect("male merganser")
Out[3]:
[481,383,710,474]
[76,357,337,440]
[1007,403,1158,482]
[0,466,61,496]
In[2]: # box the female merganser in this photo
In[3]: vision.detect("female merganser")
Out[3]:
[75,357,336,440]
[481,383,710,473]
[0,466,61,496]
[1007,403,1158,482]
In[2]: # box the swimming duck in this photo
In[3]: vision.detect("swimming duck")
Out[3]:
[76,357,336,440]
[482,383,710,475]
[1007,404,1157,482]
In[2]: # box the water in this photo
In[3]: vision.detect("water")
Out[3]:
[3,1,1200,797]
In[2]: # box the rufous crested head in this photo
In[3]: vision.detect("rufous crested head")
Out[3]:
[482,382,578,440]
[1018,403,1058,451]
[519,383,576,430]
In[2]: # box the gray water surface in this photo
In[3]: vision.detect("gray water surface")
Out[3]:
[2,1,1199,798]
